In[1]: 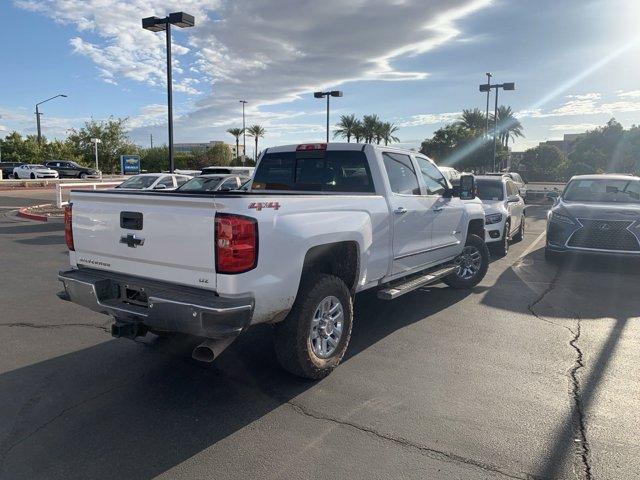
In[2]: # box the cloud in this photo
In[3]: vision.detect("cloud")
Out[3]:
[616,90,640,98]
[519,91,640,118]
[548,123,599,132]
[398,112,461,127]
[14,0,491,142]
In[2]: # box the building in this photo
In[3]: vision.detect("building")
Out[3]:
[174,141,245,158]
[539,133,585,156]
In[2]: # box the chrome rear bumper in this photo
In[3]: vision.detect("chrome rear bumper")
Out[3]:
[58,268,253,339]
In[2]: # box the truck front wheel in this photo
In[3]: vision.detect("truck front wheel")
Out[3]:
[443,234,489,289]
[274,273,353,379]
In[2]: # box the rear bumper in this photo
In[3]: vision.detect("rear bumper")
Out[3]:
[58,268,253,339]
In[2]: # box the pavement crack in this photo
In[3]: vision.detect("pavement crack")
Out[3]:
[287,401,539,480]
[568,320,592,480]
[526,267,575,334]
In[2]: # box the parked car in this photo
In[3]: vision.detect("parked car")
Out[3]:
[44,160,100,179]
[485,172,527,197]
[200,166,255,176]
[177,174,250,192]
[0,162,23,179]
[545,174,640,261]
[114,173,192,191]
[13,164,59,179]
[58,143,489,379]
[475,175,526,257]
[438,166,462,186]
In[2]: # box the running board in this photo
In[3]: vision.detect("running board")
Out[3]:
[377,265,457,300]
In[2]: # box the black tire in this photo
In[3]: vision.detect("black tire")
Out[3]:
[80,172,88,179]
[13,173,19,179]
[30,173,35,179]
[491,221,510,257]
[274,273,353,379]
[443,234,489,289]
[513,216,525,242]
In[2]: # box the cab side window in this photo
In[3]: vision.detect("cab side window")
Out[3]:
[382,152,420,195]
[416,157,448,195]
[158,176,175,188]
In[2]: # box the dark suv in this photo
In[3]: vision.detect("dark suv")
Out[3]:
[0,162,23,178]
[44,161,100,178]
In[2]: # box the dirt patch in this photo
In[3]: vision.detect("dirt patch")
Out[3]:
[23,203,64,218]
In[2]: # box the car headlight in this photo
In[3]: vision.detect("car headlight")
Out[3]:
[485,213,503,225]
[548,211,575,225]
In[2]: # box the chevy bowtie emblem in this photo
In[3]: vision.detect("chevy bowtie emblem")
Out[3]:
[120,234,145,248]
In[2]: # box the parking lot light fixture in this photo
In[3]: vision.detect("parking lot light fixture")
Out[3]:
[314,90,343,142]
[478,80,515,171]
[35,94,67,145]
[142,12,195,173]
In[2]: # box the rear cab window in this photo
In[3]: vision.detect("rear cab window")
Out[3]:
[252,149,375,193]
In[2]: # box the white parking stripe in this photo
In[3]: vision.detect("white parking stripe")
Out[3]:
[519,230,546,260]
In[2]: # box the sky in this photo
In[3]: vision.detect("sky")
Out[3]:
[1,0,640,155]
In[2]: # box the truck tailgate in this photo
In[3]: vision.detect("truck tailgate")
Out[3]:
[70,191,218,290]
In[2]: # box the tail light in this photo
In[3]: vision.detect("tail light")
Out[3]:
[64,204,74,251]
[296,143,327,151]
[215,213,257,274]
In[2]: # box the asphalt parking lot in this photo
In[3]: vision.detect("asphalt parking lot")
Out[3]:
[0,192,638,480]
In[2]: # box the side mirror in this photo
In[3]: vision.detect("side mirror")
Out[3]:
[545,191,559,204]
[154,184,167,190]
[507,195,520,203]
[459,174,476,200]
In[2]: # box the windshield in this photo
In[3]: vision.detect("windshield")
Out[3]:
[177,176,227,192]
[563,178,640,203]
[118,175,158,189]
[476,179,504,201]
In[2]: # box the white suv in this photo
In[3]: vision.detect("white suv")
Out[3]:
[476,175,525,256]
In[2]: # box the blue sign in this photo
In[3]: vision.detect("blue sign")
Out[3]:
[120,155,141,175]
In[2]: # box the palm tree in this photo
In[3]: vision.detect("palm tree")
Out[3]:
[226,128,244,159]
[246,125,266,161]
[362,114,380,143]
[457,108,486,134]
[380,122,400,146]
[333,114,359,142]
[352,120,365,143]
[495,106,524,148]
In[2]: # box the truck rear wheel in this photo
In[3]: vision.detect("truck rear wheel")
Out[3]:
[443,234,489,289]
[274,273,353,379]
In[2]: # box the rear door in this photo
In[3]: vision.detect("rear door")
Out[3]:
[382,152,437,274]
[416,156,465,263]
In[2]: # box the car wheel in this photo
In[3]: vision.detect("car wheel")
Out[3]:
[80,172,88,179]
[274,273,353,379]
[443,234,490,289]
[513,216,525,242]
[14,173,19,179]
[30,173,35,179]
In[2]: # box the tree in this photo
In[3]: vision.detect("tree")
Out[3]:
[66,117,137,173]
[380,122,400,146]
[246,125,265,161]
[457,108,486,134]
[495,106,524,148]
[0,132,40,162]
[520,145,567,181]
[207,143,233,166]
[362,115,380,143]
[352,121,365,143]
[227,128,244,159]
[333,114,359,142]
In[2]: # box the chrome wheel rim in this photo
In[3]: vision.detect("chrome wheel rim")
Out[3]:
[309,295,344,359]
[455,246,482,280]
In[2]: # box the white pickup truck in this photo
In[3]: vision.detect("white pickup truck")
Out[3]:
[58,143,489,379]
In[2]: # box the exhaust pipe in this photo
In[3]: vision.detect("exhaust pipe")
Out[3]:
[192,336,236,363]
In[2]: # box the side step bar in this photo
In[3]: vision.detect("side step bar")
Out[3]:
[377,265,457,300]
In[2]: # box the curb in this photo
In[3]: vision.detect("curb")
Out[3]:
[17,204,55,222]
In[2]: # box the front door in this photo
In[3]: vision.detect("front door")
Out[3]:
[415,157,465,263]
[382,152,437,275]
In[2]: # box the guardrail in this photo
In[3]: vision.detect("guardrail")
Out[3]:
[56,181,123,208]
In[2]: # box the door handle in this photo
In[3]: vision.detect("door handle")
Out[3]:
[433,206,444,212]
[394,207,408,214]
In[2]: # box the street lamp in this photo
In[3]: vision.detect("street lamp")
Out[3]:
[91,138,102,172]
[142,12,195,173]
[314,90,343,142]
[479,81,515,171]
[239,100,247,163]
[35,94,67,145]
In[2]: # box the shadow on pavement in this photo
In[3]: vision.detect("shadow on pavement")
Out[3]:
[0,281,477,479]
[0,222,63,235]
[15,235,65,246]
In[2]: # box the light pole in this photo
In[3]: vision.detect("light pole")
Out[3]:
[314,90,343,142]
[91,138,102,172]
[484,73,492,135]
[142,12,195,173]
[35,94,67,145]
[479,81,515,171]
[239,100,247,163]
